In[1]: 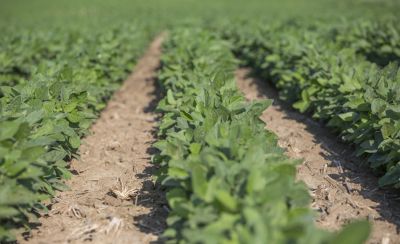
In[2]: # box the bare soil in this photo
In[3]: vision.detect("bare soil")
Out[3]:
[236,68,400,244]
[20,35,167,244]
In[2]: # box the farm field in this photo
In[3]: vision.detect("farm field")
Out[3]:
[1,0,400,243]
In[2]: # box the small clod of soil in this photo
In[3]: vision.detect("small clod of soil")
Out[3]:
[236,68,400,244]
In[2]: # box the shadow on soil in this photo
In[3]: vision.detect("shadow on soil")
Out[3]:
[243,69,400,231]
[132,73,168,244]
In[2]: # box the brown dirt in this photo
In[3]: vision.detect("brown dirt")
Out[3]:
[19,35,167,244]
[235,68,400,244]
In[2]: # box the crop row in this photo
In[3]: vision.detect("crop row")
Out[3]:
[0,25,153,241]
[216,19,400,188]
[335,20,400,66]
[153,28,369,243]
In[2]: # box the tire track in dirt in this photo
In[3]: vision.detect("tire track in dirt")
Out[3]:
[236,68,400,244]
[20,34,167,244]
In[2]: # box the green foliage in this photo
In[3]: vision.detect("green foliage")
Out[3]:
[0,24,152,241]
[217,18,400,188]
[335,20,400,66]
[1,0,397,242]
[155,28,370,244]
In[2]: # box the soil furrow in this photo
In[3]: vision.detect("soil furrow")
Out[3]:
[20,35,167,244]
[235,68,400,244]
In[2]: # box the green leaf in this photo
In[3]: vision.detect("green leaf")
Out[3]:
[67,111,82,123]
[20,146,46,162]
[169,167,189,179]
[379,166,400,187]
[381,123,396,139]
[55,166,72,179]
[371,98,386,115]
[26,110,44,125]
[189,143,202,155]
[215,190,238,213]
[191,164,208,200]
[293,100,309,113]
[33,121,54,138]
[386,107,400,120]
[166,188,189,217]
[180,110,193,121]
[14,122,31,140]
[42,149,67,162]
[338,112,355,122]
[0,206,19,218]
[329,221,370,244]
[0,121,21,140]
[246,169,266,194]
[167,89,176,105]
[63,101,78,113]
[69,136,81,149]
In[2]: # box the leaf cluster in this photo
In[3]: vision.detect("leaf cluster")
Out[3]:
[217,19,400,189]
[154,28,370,244]
[0,24,152,241]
